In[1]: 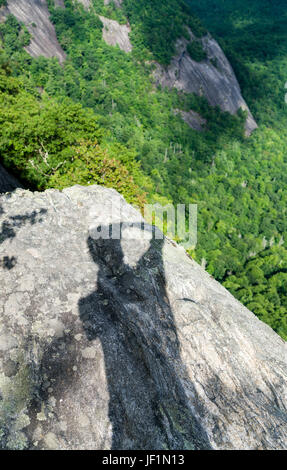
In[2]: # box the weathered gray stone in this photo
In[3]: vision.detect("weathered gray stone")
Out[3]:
[104,0,122,8]
[154,31,258,136]
[0,185,286,450]
[0,0,256,136]
[173,109,206,132]
[99,15,132,53]
[75,0,91,9]
[54,0,65,8]
[0,0,66,63]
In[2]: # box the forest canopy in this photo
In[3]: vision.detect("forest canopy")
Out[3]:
[0,0,287,340]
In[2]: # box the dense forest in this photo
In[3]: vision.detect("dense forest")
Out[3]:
[0,0,287,340]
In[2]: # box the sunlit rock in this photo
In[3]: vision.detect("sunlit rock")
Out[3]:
[0,185,286,449]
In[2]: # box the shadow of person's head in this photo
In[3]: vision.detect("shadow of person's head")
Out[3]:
[81,221,172,346]
[87,221,165,275]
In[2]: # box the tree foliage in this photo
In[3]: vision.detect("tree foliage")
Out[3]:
[0,64,148,206]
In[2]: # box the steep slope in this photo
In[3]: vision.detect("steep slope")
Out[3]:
[104,0,122,7]
[154,31,257,135]
[77,0,91,7]
[0,0,256,132]
[0,0,66,63]
[99,15,132,53]
[0,185,286,450]
[1,1,286,342]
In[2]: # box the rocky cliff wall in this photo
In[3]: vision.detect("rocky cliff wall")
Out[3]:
[0,1,257,133]
[99,15,132,53]
[154,32,257,135]
[0,185,286,450]
[76,0,91,8]
[104,0,122,7]
[0,0,66,63]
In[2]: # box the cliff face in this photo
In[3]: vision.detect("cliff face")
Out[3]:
[154,32,257,135]
[0,185,286,450]
[76,0,91,8]
[99,15,132,53]
[0,0,66,63]
[173,109,206,132]
[0,1,257,133]
[104,0,122,7]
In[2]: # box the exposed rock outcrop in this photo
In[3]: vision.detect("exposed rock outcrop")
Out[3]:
[75,0,91,9]
[0,0,256,135]
[0,164,23,194]
[0,185,286,450]
[99,15,132,53]
[104,0,122,7]
[154,32,257,136]
[0,0,66,63]
[54,0,65,8]
[174,109,206,132]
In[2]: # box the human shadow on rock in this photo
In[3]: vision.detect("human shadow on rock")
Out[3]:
[79,222,211,450]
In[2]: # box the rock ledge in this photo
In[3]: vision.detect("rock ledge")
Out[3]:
[0,185,286,450]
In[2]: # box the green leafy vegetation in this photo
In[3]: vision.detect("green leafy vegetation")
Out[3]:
[187,40,207,62]
[121,0,207,64]
[0,14,31,54]
[0,0,287,340]
[0,64,148,207]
